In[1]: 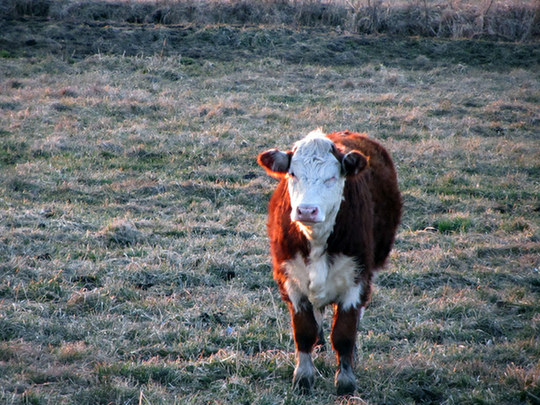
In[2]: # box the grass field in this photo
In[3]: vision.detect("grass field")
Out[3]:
[1,2,539,404]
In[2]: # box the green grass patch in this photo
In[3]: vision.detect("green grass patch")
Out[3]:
[434,216,472,234]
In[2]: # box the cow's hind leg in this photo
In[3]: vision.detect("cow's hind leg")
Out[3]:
[331,304,360,395]
[289,300,319,393]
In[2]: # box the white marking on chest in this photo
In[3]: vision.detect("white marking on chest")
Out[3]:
[283,249,362,312]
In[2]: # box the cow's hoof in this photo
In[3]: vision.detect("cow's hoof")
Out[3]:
[293,374,314,394]
[316,329,326,351]
[335,368,356,396]
[293,352,315,394]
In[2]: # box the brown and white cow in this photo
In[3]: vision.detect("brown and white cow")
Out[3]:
[257,129,402,395]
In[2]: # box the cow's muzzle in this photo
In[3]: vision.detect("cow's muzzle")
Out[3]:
[293,204,323,223]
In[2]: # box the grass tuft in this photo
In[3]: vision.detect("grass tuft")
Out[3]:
[435,215,472,234]
[97,219,143,247]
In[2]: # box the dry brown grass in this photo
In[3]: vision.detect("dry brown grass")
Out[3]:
[1,0,539,41]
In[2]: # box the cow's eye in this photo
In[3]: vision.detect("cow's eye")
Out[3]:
[324,176,337,186]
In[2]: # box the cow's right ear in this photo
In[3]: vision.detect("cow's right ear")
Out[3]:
[257,149,292,178]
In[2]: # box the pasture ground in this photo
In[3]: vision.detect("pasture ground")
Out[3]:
[1,11,539,405]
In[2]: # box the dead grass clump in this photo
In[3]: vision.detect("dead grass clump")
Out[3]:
[55,341,90,362]
[198,101,245,119]
[97,219,143,247]
[347,1,539,40]
[66,289,111,314]
[98,140,124,155]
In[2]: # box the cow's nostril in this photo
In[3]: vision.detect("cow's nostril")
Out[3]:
[297,205,319,221]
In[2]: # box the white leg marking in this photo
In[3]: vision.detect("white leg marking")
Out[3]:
[359,306,365,320]
[293,352,315,390]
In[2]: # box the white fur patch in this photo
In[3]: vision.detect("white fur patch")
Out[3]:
[294,351,315,381]
[284,252,362,312]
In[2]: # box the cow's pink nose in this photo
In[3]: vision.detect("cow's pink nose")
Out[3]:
[296,205,319,222]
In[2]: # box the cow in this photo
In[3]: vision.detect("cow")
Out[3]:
[257,129,402,395]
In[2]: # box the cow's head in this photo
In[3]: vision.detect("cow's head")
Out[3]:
[258,129,368,238]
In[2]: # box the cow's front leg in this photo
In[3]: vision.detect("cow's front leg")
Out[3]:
[331,303,360,395]
[288,299,319,393]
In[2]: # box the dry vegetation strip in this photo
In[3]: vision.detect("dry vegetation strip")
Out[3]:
[0,3,539,405]
[1,0,539,41]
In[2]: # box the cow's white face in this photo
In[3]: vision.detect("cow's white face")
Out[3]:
[287,133,344,226]
[258,129,368,242]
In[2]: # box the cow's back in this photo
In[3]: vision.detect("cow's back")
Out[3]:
[327,131,401,269]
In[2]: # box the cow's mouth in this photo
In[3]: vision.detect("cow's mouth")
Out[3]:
[295,218,322,225]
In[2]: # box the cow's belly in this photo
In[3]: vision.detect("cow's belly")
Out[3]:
[283,252,362,311]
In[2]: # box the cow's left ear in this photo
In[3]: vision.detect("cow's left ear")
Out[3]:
[257,149,293,178]
[342,150,368,176]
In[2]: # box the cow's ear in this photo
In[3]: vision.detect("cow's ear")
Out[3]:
[342,150,368,177]
[257,149,292,178]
